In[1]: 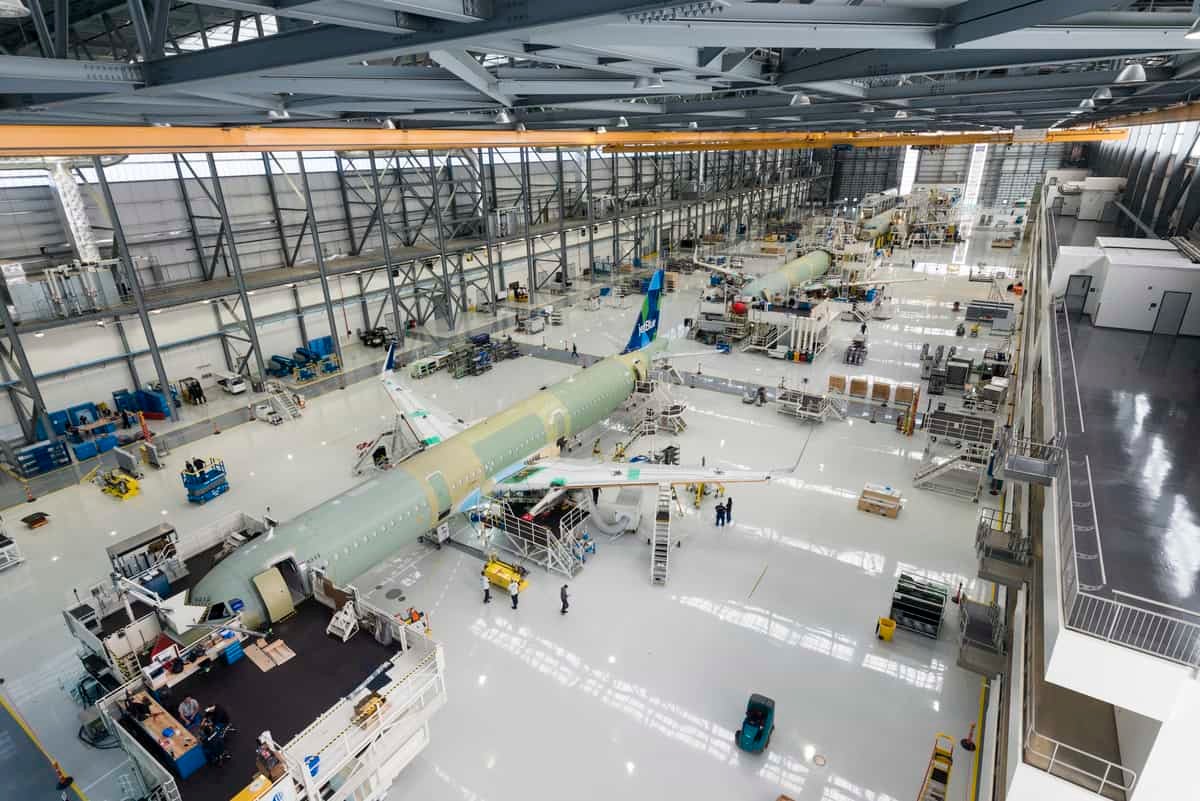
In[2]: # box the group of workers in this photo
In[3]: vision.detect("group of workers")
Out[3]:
[715,496,734,527]
[480,570,570,614]
[177,696,235,766]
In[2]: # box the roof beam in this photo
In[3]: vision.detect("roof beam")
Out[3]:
[937,1,1133,48]
[429,49,513,106]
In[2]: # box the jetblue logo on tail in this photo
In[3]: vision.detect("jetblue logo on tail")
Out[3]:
[622,269,664,354]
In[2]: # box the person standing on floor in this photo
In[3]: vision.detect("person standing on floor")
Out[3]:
[571,342,579,360]
[481,570,491,604]
[725,497,733,524]
[560,584,569,615]
[508,578,520,610]
[716,502,726,527]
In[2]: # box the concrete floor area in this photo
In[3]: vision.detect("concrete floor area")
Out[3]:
[0,227,1024,801]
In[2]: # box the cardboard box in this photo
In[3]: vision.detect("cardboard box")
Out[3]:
[858,483,902,519]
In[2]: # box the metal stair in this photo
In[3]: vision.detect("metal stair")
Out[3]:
[266,381,302,420]
[49,160,101,263]
[326,602,359,642]
[913,442,991,502]
[650,483,671,585]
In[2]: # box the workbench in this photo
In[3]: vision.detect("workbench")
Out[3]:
[129,691,205,778]
[143,630,245,692]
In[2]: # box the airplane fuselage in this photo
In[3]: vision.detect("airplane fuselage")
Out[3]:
[192,347,655,627]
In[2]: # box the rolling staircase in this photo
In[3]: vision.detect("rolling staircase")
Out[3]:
[917,734,955,801]
[650,484,671,585]
[266,381,303,420]
[326,602,359,642]
[742,323,781,352]
[913,442,991,502]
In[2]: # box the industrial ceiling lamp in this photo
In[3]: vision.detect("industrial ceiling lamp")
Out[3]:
[894,110,909,119]
[1092,87,1113,101]
[688,121,699,129]
[1079,98,1096,109]
[515,122,527,132]
[1187,18,1200,40]
[0,0,30,17]
[267,108,290,120]
[494,108,514,124]
[633,75,664,90]
[617,115,629,128]
[595,125,607,134]
[861,103,877,113]
[1115,63,1147,84]
[789,93,811,106]
[380,118,396,129]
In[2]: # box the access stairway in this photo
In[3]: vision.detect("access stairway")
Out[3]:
[484,499,586,579]
[265,380,303,420]
[912,442,991,502]
[776,387,846,423]
[650,483,671,585]
[742,323,781,352]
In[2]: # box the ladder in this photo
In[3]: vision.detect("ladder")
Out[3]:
[266,381,302,420]
[650,483,671,585]
[917,734,955,801]
[326,602,359,643]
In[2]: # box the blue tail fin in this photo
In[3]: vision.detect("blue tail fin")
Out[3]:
[622,269,664,353]
[383,342,397,374]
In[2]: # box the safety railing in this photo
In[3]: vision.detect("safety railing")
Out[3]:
[1024,721,1137,798]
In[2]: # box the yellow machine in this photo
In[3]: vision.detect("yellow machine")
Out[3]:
[612,441,627,461]
[916,734,955,801]
[97,468,139,500]
[484,555,529,592]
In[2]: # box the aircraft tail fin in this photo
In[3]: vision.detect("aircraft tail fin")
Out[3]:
[621,268,664,353]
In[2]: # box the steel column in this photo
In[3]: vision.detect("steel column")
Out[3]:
[585,149,595,277]
[556,147,568,284]
[94,157,178,422]
[427,151,458,325]
[520,146,538,305]
[368,151,407,334]
[112,316,142,389]
[297,152,347,388]
[205,153,270,383]
[0,301,55,443]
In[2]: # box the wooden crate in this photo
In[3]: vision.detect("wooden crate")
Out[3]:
[849,377,869,398]
[828,375,846,394]
[871,381,893,403]
[895,383,916,406]
[858,483,902,519]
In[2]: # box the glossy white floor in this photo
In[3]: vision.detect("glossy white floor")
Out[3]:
[0,226,1024,801]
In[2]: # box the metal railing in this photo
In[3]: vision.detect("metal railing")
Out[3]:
[1024,722,1137,798]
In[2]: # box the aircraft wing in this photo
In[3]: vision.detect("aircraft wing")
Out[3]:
[380,344,467,446]
[499,459,771,492]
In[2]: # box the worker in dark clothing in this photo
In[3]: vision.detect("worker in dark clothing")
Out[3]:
[571,342,579,360]
[715,502,726,527]
[481,570,491,604]
[725,497,733,524]
[560,584,569,615]
[860,322,868,336]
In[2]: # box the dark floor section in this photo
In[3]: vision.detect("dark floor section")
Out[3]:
[124,600,397,801]
[1049,213,1200,615]
[0,696,87,801]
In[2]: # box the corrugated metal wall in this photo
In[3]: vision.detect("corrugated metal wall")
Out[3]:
[830,146,901,202]
[978,143,1067,206]
[914,145,972,186]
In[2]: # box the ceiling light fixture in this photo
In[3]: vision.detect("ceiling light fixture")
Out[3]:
[596,125,607,134]
[617,115,629,128]
[494,108,513,124]
[1187,18,1200,40]
[861,103,876,113]
[789,93,811,106]
[688,121,699,129]
[380,118,396,129]
[633,75,665,90]
[1079,98,1096,109]
[515,122,527,132]
[1092,87,1112,101]
[267,108,290,120]
[894,110,909,119]
[1115,63,1147,84]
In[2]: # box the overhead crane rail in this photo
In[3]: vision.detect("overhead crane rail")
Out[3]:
[0,125,1126,157]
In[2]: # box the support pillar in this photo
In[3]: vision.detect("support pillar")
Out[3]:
[95,157,178,422]
[368,152,406,335]
[206,153,270,384]
[296,152,347,388]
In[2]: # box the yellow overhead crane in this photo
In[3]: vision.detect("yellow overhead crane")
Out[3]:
[0,124,1125,157]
